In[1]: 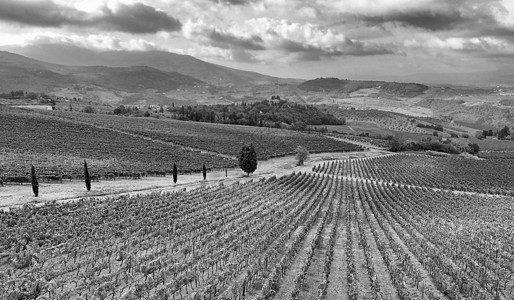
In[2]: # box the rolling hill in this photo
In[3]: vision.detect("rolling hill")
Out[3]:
[2,44,295,86]
[0,51,204,93]
[298,77,429,98]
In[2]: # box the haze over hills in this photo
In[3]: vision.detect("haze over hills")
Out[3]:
[0,49,512,130]
[1,44,296,86]
[0,51,205,92]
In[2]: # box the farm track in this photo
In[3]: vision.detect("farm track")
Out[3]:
[0,149,391,210]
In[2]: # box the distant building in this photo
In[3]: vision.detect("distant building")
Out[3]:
[270,95,282,104]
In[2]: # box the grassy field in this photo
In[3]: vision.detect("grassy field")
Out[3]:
[1,153,513,299]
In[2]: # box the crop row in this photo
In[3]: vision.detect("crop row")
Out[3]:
[314,153,514,195]
[0,110,236,180]
[38,110,362,159]
[2,167,513,299]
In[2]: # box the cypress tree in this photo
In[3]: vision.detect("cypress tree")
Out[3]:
[202,164,207,180]
[173,163,178,184]
[31,165,39,197]
[239,144,257,176]
[84,160,91,191]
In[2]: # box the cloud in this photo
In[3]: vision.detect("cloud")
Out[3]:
[184,18,396,62]
[358,10,472,31]
[207,30,265,50]
[4,32,165,51]
[97,3,182,33]
[405,36,507,52]
[209,0,256,5]
[317,0,514,39]
[0,0,182,33]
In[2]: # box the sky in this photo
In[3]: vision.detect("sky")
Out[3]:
[0,0,513,82]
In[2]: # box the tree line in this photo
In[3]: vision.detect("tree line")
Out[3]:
[21,144,273,197]
[476,126,511,140]
[113,100,345,130]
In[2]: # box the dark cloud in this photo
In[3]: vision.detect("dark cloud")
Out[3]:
[210,0,255,5]
[98,3,182,33]
[344,1,514,41]
[360,10,472,31]
[207,30,265,50]
[0,0,181,33]
[0,0,80,27]
[277,39,395,61]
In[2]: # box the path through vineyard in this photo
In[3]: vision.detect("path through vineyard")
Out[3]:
[0,149,388,209]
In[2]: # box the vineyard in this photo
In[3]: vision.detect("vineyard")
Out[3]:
[333,109,431,134]
[314,154,514,195]
[0,110,236,181]
[36,110,361,159]
[2,154,514,300]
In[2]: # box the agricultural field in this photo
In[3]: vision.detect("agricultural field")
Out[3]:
[2,157,514,300]
[0,109,236,181]
[314,154,514,195]
[333,109,429,134]
[36,110,361,159]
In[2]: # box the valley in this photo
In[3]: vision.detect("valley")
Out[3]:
[0,48,513,300]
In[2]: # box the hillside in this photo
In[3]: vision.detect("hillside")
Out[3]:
[2,44,296,86]
[0,51,205,93]
[299,77,429,97]
[72,66,205,92]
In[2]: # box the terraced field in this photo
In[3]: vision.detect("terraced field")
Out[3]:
[1,154,513,300]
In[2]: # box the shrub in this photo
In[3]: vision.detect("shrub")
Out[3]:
[83,106,95,114]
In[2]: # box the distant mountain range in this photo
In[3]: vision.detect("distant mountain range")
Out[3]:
[0,44,294,86]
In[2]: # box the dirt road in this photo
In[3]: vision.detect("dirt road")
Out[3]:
[0,150,389,209]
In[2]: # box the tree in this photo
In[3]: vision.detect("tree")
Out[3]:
[468,143,480,155]
[498,126,510,140]
[295,146,309,166]
[202,164,207,180]
[31,165,39,197]
[173,163,178,184]
[389,138,402,152]
[83,106,95,113]
[239,144,257,176]
[84,160,91,191]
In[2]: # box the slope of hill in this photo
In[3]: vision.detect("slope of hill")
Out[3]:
[72,66,205,92]
[0,51,205,93]
[2,44,296,86]
[299,77,429,97]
